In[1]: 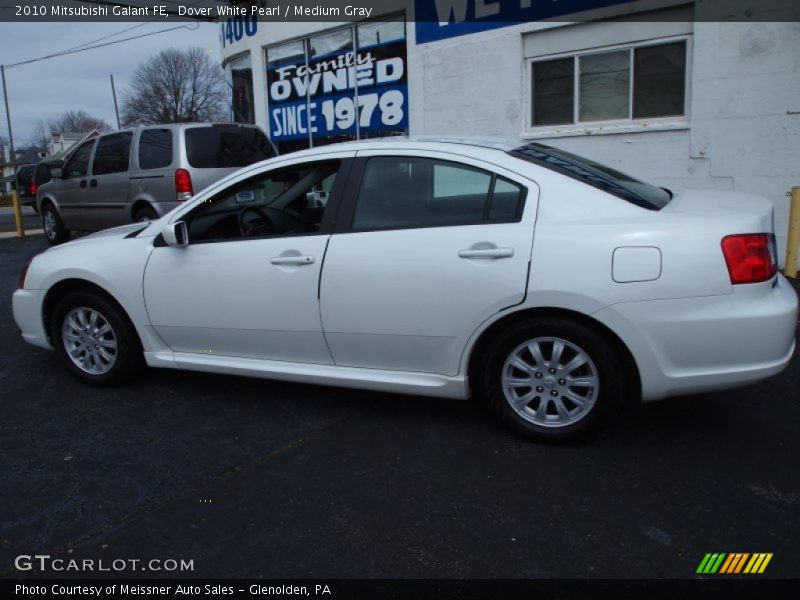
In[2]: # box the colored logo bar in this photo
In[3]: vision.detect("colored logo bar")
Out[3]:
[696,553,773,574]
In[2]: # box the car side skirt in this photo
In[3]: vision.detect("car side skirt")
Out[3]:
[144,351,471,400]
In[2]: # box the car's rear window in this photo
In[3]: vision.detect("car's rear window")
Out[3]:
[184,126,276,169]
[509,143,671,211]
[35,164,52,184]
[17,166,35,184]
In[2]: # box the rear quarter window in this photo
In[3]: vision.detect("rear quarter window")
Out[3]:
[184,126,276,169]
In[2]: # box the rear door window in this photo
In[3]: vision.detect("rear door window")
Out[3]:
[352,157,524,230]
[92,132,133,175]
[138,129,173,170]
[184,126,276,169]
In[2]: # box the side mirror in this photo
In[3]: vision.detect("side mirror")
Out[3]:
[162,221,188,247]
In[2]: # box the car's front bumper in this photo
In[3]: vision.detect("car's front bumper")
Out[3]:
[593,275,798,402]
[12,288,52,350]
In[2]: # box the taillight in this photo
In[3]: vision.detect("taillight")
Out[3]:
[721,233,778,284]
[19,261,30,289]
[29,183,37,196]
[175,169,193,202]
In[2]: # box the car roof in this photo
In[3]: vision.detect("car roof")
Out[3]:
[280,136,525,160]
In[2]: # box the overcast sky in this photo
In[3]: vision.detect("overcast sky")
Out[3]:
[0,21,221,146]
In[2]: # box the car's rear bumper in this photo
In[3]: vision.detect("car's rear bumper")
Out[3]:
[12,288,52,350]
[593,275,798,401]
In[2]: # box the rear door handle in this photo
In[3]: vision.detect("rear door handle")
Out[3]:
[458,247,514,259]
[270,255,315,266]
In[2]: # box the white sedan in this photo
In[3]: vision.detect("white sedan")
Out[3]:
[12,139,798,442]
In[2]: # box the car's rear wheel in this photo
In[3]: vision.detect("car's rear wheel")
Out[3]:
[133,205,157,223]
[41,202,70,244]
[476,317,626,443]
[51,291,143,386]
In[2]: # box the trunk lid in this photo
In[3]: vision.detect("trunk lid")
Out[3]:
[662,189,774,233]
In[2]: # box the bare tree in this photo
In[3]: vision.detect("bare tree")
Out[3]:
[47,109,111,136]
[121,47,229,127]
[32,121,50,149]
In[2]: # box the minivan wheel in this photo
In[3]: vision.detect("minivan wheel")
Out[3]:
[51,290,143,386]
[476,317,625,443]
[133,206,157,223]
[41,203,70,244]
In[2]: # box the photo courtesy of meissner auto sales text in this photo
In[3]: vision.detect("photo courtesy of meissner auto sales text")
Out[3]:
[1,0,799,598]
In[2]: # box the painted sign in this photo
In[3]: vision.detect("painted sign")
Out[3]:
[267,38,408,144]
[415,0,638,44]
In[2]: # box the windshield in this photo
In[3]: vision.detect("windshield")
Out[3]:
[509,143,671,210]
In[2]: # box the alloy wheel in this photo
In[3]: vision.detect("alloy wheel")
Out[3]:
[501,337,599,428]
[43,209,56,240]
[61,307,118,375]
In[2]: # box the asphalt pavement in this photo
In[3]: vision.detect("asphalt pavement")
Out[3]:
[0,206,41,237]
[1,235,798,579]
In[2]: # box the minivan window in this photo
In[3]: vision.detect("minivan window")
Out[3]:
[184,126,275,169]
[353,157,506,230]
[138,129,173,170]
[92,132,133,175]
[63,139,95,179]
[509,143,671,210]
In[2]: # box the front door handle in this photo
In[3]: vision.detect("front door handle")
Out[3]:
[270,255,315,266]
[458,247,514,259]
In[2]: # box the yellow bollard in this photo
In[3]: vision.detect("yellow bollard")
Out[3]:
[10,188,25,238]
[785,187,800,278]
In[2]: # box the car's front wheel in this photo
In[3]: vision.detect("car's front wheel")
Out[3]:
[41,202,70,244]
[51,290,143,386]
[476,317,626,443]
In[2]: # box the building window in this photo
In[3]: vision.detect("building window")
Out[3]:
[228,53,255,125]
[529,39,688,131]
[265,15,408,155]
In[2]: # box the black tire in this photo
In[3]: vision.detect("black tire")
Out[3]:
[133,205,158,223]
[51,290,143,386]
[41,202,70,244]
[475,317,627,443]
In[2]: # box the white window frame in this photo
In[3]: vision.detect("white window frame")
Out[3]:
[524,35,692,139]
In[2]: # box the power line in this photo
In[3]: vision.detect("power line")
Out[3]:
[4,22,200,69]
[59,21,152,54]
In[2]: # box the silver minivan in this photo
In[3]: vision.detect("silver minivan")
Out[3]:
[37,123,277,244]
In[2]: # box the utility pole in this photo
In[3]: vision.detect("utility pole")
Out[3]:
[1,64,24,238]
[110,74,121,130]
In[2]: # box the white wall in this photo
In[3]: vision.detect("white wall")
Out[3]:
[220,13,800,269]
[413,20,800,267]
